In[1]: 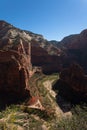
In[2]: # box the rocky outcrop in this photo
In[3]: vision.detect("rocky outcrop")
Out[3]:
[0,50,30,101]
[59,29,87,73]
[59,64,87,103]
[61,29,87,49]
[0,21,32,102]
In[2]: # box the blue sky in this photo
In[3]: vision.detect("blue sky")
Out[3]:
[0,0,87,41]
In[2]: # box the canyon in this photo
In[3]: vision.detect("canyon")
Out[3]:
[0,20,87,104]
[0,20,87,130]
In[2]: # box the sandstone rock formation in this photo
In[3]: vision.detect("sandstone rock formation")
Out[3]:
[1,20,87,75]
[59,64,87,103]
[31,41,62,74]
[25,33,62,74]
[0,21,32,102]
[58,29,87,73]
[0,20,63,74]
[60,29,87,49]
[1,20,87,109]
[31,32,83,74]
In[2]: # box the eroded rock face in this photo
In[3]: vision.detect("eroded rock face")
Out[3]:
[31,29,87,74]
[0,20,63,74]
[31,40,62,74]
[59,29,87,73]
[0,21,32,102]
[59,64,87,102]
[0,50,30,100]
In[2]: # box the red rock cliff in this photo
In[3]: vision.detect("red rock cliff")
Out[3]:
[0,21,32,101]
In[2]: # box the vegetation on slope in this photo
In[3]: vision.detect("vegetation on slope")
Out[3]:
[0,73,87,130]
[51,104,87,130]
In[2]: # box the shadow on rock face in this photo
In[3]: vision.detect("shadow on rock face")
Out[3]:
[52,79,87,113]
[0,90,30,110]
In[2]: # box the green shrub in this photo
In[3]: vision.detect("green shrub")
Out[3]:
[50,104,87,130]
